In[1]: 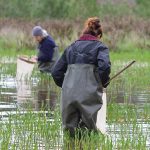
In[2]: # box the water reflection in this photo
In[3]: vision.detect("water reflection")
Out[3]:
[0,76,57,112]
[107,88,150,104]
[16,77,57,111]
[16,58,57,111]
[34,77,57,111]
[0,78,57,113]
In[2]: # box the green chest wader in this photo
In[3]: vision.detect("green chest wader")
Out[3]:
[61,64,104,135]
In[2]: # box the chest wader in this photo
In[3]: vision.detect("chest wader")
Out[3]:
[38,61,55,73]
[61,64,103,137]
[38,47,60,73]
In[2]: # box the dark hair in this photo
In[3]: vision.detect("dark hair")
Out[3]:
[82,17,103,38]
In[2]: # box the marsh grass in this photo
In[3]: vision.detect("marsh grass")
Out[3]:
[0,102,149,149]
[0,1,149,148]
[0,47,150,149]
[0,16,149,51]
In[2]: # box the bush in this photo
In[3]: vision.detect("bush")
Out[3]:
[0,0,149,19]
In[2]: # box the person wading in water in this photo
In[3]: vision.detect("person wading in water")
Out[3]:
[32,26,59,111]
[52,17,111,139]
[32,26,59,73]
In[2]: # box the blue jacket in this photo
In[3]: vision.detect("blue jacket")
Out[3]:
[37,35,56,62]
[52,40,111,88]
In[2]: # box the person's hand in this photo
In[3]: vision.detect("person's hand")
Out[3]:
[30,56,37,63]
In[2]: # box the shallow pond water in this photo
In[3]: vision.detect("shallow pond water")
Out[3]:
[0,59,150,149]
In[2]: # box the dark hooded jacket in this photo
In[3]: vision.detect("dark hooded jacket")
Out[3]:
[51,34,111,88]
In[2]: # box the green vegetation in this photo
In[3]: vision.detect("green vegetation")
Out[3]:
[0,0,149,19]
[0,17,149,52]
[0,49,150,149]
[0,103,149,149]
[0,0,149,149]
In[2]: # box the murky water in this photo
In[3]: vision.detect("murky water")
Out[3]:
[1,75,149,111]
[0,76,57,111]
[0,59,150,149]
